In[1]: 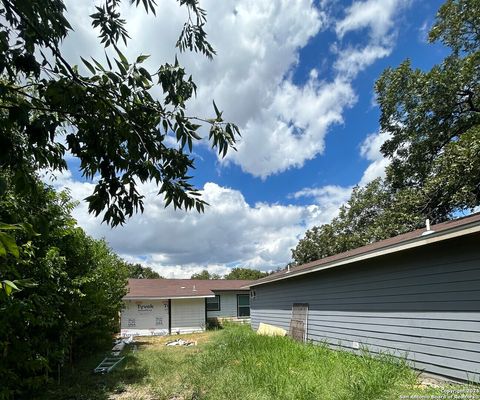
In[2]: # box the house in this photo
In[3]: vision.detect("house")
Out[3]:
[248,213,480,381]
[121,279,253,336]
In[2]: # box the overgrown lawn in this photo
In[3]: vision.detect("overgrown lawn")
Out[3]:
[40,325,471,400]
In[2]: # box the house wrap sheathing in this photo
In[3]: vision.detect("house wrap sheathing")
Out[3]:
[121,279,253,336]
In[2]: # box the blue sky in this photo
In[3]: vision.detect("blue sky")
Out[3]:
[184,0,447,206]
[53,0,449,278]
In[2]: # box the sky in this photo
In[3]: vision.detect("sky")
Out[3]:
[47,0,449,278]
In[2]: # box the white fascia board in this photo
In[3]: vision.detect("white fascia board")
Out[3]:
[124,295,216,300]
[250,223,480,287]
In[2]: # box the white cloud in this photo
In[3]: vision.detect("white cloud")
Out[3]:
[48,0,414,275]
[227,76,357,178]
[46,173,349,276]
[358,130,391,185]
[333,0,410,80]
[283,129,392,219]
[334,44,391,78]
[336,0,410,41]
[290,185,352,215]
[119,255,232,279]
[60,0,409,179]
[418,19,430,43]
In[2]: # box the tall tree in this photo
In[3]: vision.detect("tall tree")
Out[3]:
[0,0,239,227]
[190,269,220,280]
[293,0,480,265]
[0,173,129,397]
[376,0,479,220]
[292,179,423,265]
[224,267,268,280]
[125,262,164,279]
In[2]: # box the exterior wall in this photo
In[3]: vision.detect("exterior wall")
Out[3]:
[171,298,206,334]
[121,299,169,336]
[250,233,480,381]
[207,291,249,318]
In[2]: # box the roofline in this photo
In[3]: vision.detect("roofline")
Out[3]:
[249,220,480,288]
[123,295,216,300]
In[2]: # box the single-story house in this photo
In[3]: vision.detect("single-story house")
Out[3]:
[121,279,253,336]
[248,213,480,381]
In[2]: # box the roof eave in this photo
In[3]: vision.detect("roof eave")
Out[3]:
[123,294,216,300]
[250,222,480,287]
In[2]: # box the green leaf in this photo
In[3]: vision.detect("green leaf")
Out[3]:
[80,57,96,74]
[0,232,19,258]
[2,280,19,296]
[115,46,129,67]
[136,54,150,63]
[14,278,38,289]
[213,100,222,119]
[115,59,127,76]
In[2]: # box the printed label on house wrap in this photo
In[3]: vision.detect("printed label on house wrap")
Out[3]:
[137,304,154,312]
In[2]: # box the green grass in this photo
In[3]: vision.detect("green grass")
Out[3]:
[38,325,476,400]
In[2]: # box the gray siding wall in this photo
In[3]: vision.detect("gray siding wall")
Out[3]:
[171,298,206,334]
[207,291,249,318]
[250,233,480,381]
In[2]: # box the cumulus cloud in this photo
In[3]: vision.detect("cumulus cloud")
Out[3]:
[227,76,356,178]
[290,185,353,215]
[334,44,391,78]
[224,0,409,177]
[358,130,391,185]
[60,0,409,179]
[288,129,392,225]
[336,0,410,41]
[49,0,413,276]
[333,0,410,81]
[46,172,349,277]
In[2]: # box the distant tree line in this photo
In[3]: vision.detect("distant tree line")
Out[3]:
[191,267,270,280]
[126,263,164,279]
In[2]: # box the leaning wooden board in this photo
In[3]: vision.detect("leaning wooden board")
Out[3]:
[289,303,309,342]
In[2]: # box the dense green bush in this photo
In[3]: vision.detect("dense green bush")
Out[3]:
[0,174,129,399]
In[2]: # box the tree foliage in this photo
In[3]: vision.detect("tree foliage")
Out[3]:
[292,179,423,265]
[0,173,129,398]
[125,262,164,279]
[0,0,239,227]
[293,0,480,265]
[224,267,268,280]
[376,0,479,220]
[190,269,221,280]
[190,267,267,280]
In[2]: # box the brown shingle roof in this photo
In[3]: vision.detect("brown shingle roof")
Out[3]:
[124,279,253,299]
[249,212,480,287]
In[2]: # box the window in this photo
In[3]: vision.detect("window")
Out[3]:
[237,294,250,317]
[206,295,220,311]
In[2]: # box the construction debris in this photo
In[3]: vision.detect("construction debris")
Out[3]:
[111,342,125,356]
[165,339,197,347]
[257,322,287,337]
